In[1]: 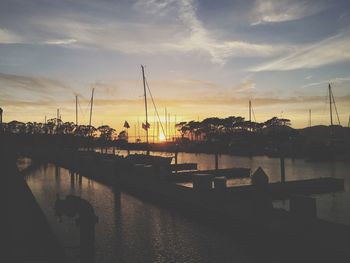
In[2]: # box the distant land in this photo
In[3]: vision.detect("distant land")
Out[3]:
[1,115,349,161]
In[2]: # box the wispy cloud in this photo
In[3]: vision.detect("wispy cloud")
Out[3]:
[0,72,71,92]
[44,39,77,45]
[302,77,350,88]
[0,72,73,103]
[251,32,350,71]
[233,79,256,92]
[0,28,23,44]
[0,27,79,47]
[251,0,329,25]
[165,0,288,64]
[3,0,288,65]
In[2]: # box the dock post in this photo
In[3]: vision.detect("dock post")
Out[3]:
[70,171,75,187]
[215,152,219,170]
[280,156,286,183]
[175,151,178,174]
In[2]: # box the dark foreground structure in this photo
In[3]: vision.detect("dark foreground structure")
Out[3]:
[4,150,67,263]
[3,133,350,263]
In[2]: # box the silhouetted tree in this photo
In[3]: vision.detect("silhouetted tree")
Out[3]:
[117,130,128,141]
[97,125,115,141]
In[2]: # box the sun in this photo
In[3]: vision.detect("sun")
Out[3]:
[159,133,166,141]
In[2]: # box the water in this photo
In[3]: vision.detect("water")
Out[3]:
[97,149,350,225]
[25,152,350,262]
[26,164,252,263]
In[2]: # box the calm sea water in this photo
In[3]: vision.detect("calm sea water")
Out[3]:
[98,149,350,225]
[25,152,350,262]
[26,164,252,263]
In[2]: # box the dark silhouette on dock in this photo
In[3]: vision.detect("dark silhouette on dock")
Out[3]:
[54,194,98,263]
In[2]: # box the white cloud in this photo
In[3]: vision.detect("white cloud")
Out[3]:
[0,27,78,47]
[251,0,328,25]
[44,39,77,45]
[13,0,287,65]
[302,77,350,88]
[0,28,23,44]
[134,0,289,64]
[233,79,256,92]
[251,32,350,71]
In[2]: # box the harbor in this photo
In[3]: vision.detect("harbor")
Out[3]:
[11,144,350,263]
[3,1,350,262]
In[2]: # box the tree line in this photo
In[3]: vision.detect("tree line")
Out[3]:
[0,116,291,142]
[0,118,119,141]
[175,116,291,141]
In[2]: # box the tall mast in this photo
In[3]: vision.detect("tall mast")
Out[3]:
[153,112,156,143]
[75,95,78,126]
[329,84,333,126]
[138,119,140,141]
[174,114,177,139]
[249,100,252,131]
[168,113,170,141]
[165,108,167,141]
[89,88,94,127]
[249,100,251,123]
[141,65,149,145]
[309,109,311,128]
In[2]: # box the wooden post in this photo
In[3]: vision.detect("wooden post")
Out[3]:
[215,153,219,170]
[175,151,178,174]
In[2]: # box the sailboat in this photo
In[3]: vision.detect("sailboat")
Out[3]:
[126,65,172,166]
[305,84,349,161]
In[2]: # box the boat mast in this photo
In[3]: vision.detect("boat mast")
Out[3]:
[249,100,252,131]
[76,95,78,126]
[329,84,333,126]
[174,114,177,140]
[165,107,167,141]
[141,65,149,145]
[309,109,311,128]
[89,88,94,127]
[168,113,170,141]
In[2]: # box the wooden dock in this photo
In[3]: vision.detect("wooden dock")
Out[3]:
[169,167,251,182]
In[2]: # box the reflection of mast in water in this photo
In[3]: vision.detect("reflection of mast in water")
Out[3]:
[70,171,75,190]
[55,165,61,190]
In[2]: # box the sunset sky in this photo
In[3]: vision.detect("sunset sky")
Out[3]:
[1,0,350,135]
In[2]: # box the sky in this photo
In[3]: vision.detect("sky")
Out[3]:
[1,0,350,135]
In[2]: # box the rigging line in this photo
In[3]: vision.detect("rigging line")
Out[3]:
[77,96,89,121]
[251,107,257,122]
[331,89,341,125]
[78,101,87,123]
[145,78,166,137]
[321,88,329,118]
